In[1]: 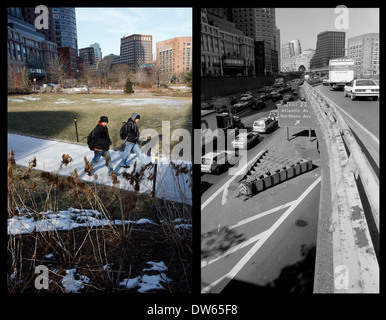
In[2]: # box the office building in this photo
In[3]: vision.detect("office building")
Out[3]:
[347,33,379,76]
[156,36,192,77]
[201,8,255,77]
[230,8,279,75]
[290,39,302,55]
[115,34,152,70]
[310,31,345,70]
[90,43,102,61]
[79,47,97,73]
[7,7,58,79]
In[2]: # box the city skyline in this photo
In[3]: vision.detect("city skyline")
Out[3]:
[75,7,192,60]
[276,7,379,50]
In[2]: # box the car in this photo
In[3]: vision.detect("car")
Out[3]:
[201,150,238,174]
[271,92,282,102]
[231,132,259,149]
[253,117,277,133]
[275,99,287,108]
[323,78,329,86]
[251,99,265,110]
[283,94,294,102]
[240,93,253,101]
[269,110,278,122]
[344,79,379,101]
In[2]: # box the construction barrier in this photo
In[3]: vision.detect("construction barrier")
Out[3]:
[238,149,313,197]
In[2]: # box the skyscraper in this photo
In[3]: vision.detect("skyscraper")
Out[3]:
[90,43,102,61]
[230,8,279,75]
[290,39,302,55]
[310,31,345,70]
[114,34,152,70]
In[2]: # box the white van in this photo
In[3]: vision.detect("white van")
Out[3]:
[253,117,276,133]
[201,150,238,174]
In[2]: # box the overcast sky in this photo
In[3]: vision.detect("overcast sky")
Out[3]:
[75,7,192,59]
[276,7,379,50]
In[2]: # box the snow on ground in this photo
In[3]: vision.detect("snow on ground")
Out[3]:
[7,133,192,205]
[89,97,189,107]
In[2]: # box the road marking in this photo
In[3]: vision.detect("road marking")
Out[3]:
[228,200,296,230]
[201,176,321,293]
[201,149,267,211]
[201,230,270,268]
[317,86,379,144]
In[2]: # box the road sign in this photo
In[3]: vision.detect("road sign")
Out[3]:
[278,101,314,128]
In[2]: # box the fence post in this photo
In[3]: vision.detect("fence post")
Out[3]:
[74,118,79,142]
[151,153,158,198]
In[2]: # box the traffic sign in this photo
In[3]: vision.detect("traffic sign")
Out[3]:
[278,101,314,128]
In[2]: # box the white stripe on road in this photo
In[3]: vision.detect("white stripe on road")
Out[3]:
[201,230,270,268]
[201,176,321,293]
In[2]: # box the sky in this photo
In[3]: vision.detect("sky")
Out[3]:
[276,7,379,50]
[75,7,192,59]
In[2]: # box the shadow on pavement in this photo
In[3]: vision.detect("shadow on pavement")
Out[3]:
[218,244,316,294]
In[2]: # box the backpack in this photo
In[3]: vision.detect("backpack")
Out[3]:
[87,129,95,151]
[119,121,128,140]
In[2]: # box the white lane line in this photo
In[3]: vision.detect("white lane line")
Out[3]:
[201,149,267,211]
[201,230,270,268]
[317,86,379,144]
[228,201,296,230]
[201,176,321,293]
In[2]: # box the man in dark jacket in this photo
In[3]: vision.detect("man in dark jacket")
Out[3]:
[86,116,114,176]
[114,112,151,175]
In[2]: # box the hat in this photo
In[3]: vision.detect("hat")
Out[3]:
[100,116,108,123]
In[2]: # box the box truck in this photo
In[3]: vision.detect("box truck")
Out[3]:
[329,58,355,90]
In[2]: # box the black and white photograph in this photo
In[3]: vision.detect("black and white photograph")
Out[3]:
[200,7,379,294]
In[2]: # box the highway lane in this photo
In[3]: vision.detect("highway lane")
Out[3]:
[317,85,379,139]
[201,91,322,293]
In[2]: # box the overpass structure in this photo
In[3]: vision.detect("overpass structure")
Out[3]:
[302,82,379,293]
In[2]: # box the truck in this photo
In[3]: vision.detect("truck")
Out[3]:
[328,58,355,90]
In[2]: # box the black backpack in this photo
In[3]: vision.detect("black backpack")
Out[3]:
[120,121,128,140]
[87,129,95,151]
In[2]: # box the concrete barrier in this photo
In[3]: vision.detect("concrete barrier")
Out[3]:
[303,82,379,293]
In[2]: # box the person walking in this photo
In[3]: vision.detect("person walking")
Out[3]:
[86,116,114,176]
[114,112,151,175]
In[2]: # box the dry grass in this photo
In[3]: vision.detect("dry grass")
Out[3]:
[7,150,192,293]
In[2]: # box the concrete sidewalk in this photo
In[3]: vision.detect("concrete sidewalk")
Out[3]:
[7,133,192,205]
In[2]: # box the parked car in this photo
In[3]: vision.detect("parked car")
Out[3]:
[240,93,253,101]
[344,79,379,101]
[271,92,282,102]
[201,150,239,174]
[251,99,266,110]
[252,117,277,133]
[283,94,294,102]
[231,132,259,149]
[275,99,287,108]
[269,110,278,122]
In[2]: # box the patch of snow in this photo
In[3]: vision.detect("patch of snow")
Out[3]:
[61,268,90,293]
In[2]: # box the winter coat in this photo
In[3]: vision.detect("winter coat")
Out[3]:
[92,122,112,151]
[126,113,140,143]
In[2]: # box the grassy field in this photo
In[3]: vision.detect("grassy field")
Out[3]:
[8,93,192,152]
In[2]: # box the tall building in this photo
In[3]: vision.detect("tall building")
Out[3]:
[310,31,345,70]
[156,36,192,78]
[230,8,279,75]
[347,33,379,76]
[79,47,97,73]
[23,7,80,77]
[23,7,78,51]
[201,8,255,77]
[90,43,102,61]
[290,39,302,55]
[116,34,152,70]
[7,7,58,80]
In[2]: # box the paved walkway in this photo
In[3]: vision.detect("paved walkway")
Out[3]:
[7,133,192,205]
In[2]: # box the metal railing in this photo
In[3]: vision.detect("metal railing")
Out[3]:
[302,82,379,293]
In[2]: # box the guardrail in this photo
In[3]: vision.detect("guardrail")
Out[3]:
[302,82,379,293]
